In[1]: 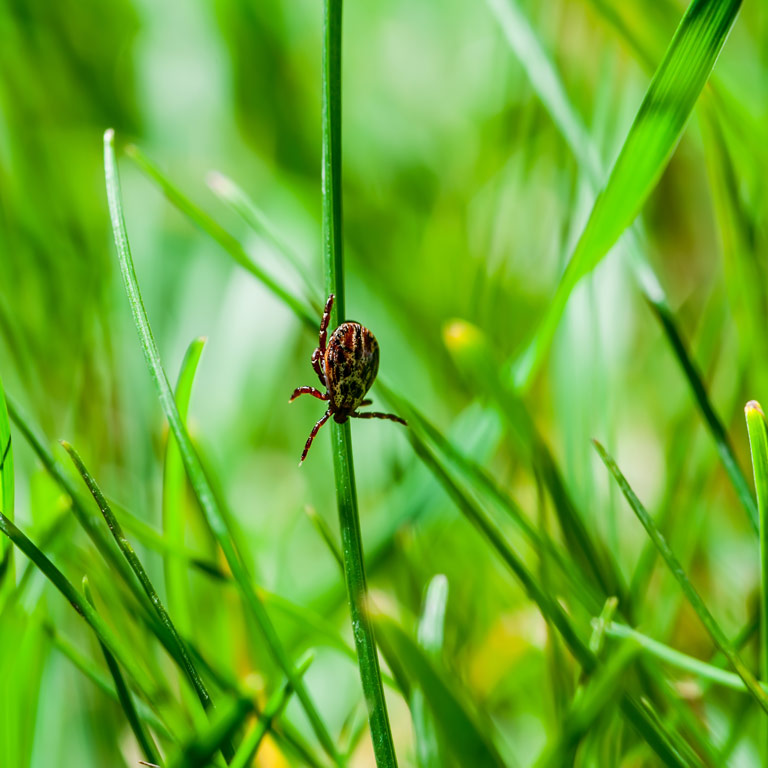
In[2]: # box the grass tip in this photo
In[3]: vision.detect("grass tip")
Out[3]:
[745,400,764,417]
[206,170,235,198]
[103,128,115,144]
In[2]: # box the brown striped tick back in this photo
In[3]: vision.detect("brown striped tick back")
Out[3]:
[290,293,407,464]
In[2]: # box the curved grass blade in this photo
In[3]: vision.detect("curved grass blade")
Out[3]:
[163,337,206,638]
[61,441,226,756]
[512,0,743,388]
[373,612,505,768]
[745,401,768,694]
[320,0,397,764]
[124,144,316,331]
[104,129,342,766]
[229,654,313,768]
[83,576,161,764]
[593,438,768,714]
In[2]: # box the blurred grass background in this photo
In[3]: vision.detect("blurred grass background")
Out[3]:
[2,0,768,765]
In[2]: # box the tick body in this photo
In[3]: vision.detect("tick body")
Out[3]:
[290,294,407,464]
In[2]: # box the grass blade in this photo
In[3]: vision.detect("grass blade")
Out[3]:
[593,438,768,714]
[229,654,313,768]
[103,129,342,766]
[163,337,206,638]
[0,512,162,712]
[0,374,14,592]
[745,401,768,693]
[123,143,317,331]
[412,575,450,768]
[61,441,224,754]
[168,697,253,768]
[320,0,397,764]
[607,622,768,695]
[82,576,162,764]
[44,622,172,741]
[373,611,506,768]
[512,0,743,387]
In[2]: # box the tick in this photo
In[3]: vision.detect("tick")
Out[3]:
[290,293,407,464]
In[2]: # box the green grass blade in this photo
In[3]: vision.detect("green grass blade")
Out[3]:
[123,143,317,331]
[207,171,319,307]
[104,129,342,766]
[0,512,161,711]
[512,0,743,388]
[607,622,768,695]
[0,374,14,592]
[538,640,641,768]
[163,337,206,639]
[44,622,172,741]
[229,654,313,768]
[168,696,253,768]
[593,439,768,713]
[320,0,397,764]
[412,575,450,768]
[745,401,768,690]
[82,576,162,765]
[482,0,758,534]
[650,302,757,531]
[373,612,506,768]
[61,442,221,745]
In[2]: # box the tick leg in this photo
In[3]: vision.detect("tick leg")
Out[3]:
[311,348,326,387]
[318,293,334,354]
[358,399,373,407]
[289,386,328,403]
[350,411,407,426]
[0,435,10,471]
[300,410,331,464]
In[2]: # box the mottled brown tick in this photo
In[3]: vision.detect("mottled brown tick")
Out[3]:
[290,293,407,464]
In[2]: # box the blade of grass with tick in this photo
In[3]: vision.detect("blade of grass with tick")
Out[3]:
[489,0,757,532]
[593,439,768,714]
[745,401,768,699]
[163,336,206,638]
[511,0,743,389]
[0,374,13,594]
[104,129,343,767]
[373,611,505,768]
[61,441,228,757]
[82,576,162,765]
[124,143,317,331]
[229,654,313,768]
[320,1,397,765]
